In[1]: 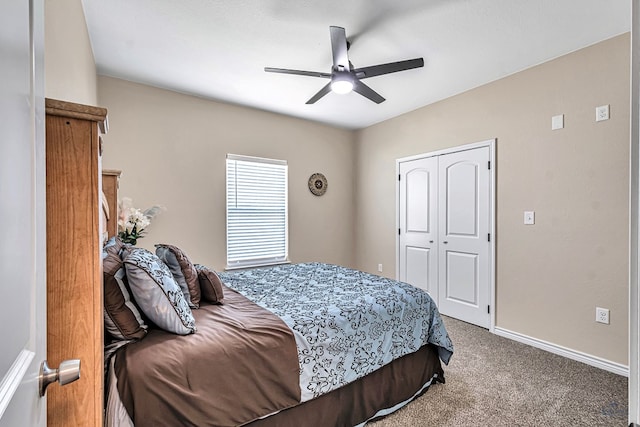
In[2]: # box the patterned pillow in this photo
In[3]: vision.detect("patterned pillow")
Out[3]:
[103,235,125,259]
[103,250,148,340]
[123,248,196,335]
[194,264,225,304]
[155,244,200,308]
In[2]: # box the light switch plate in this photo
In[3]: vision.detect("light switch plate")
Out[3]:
[596,105,609,122]
[524,211,535,225]
[551,114,564,130]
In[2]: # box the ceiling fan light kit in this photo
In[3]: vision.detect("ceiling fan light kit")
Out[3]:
[330,72,354,94]
[265,26,424,104]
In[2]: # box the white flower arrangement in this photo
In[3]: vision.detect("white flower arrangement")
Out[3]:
[117,197,164,245]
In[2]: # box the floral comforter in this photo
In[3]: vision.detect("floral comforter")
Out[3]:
[218,262,454,402]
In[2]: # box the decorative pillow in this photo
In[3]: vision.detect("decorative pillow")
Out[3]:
[123,248,196,335]
[103,235,125,259]
[194,264,225,304]
[155,244,200,308]
[103,250,148,340]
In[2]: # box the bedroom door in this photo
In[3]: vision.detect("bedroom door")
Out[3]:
[398,142,493,329]
[0,0,47,425]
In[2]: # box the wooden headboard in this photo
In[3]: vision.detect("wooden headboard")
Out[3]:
[102,169,121,238]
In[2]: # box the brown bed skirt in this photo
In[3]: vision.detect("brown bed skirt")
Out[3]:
[245,343,444,427]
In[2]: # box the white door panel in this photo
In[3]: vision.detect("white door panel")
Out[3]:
[438,147,490,327]
[399,157,438,298]
[444,162,479,237]
[405,246,431,292]
[406,169,430,232]
[444,251,479,306]
[0,0,46,425]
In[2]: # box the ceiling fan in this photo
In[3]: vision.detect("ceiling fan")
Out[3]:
[264,26,424,104]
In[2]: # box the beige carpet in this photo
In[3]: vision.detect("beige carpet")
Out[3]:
[369,316,628,426]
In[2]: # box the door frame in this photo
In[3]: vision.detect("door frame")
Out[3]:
[396,138,496,331]
[629,1,639,423]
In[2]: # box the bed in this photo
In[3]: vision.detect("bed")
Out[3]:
[103,256,453,427]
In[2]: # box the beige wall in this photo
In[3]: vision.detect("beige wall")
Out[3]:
[355,34,630,365]
[98,76,356,270]
[96,34,629,365]
[44,0,97,105]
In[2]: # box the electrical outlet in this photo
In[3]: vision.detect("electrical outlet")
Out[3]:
[596,105,610,122]
[595,307,609,324]
[377,264,383,273]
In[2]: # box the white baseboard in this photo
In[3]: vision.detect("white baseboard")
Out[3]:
[493,327,629,377]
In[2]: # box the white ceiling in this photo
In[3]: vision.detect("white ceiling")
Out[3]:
[81,0,630,130]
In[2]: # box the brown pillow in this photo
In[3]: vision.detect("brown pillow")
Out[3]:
[103,251,148,340]
[155,244,201,308]
[194,264,224,304]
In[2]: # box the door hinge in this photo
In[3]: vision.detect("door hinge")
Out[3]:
[488,161,491,170]
[487,305,490,314]
[398,174,401,181]
[487,233,491,242]
[398,228,401,235]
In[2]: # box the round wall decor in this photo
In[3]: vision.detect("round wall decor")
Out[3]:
[308,173,328,196]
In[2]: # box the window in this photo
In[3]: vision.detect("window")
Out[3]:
[226,154,288,269]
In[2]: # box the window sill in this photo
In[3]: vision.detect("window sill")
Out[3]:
[224,260,291,272]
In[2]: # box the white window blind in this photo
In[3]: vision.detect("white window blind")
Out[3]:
[226,154,288,269]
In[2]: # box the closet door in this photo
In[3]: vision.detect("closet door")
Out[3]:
[398,157,439,299]
[437,147,490,328]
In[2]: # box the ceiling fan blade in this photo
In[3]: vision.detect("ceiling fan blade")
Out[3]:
[353,58,424,79]
[329,26,349,70]
[353,80,385,104]
[265,67,331,78]
[306,83,333,104]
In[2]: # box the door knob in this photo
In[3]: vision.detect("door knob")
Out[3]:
[39,359,81,397]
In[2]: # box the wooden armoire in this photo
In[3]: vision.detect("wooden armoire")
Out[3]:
[102,169,122,239]
[45,98,107,427]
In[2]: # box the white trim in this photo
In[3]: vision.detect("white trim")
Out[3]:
[494,327,629,377]
[488,140,496,333]
[396,139,496,331]
[395,161,400,283]
[225,260,291,271]
[226,153,287,166]
[630,0,640,423]
[0,349,35,420]
[396,139,494,163]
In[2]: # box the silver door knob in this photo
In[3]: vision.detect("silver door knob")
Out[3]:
[39,359,81,397]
